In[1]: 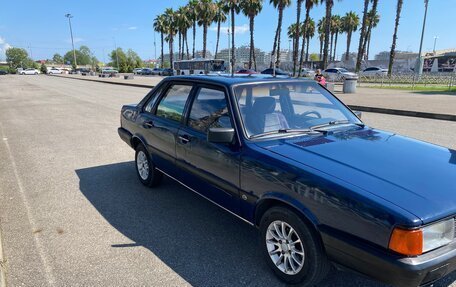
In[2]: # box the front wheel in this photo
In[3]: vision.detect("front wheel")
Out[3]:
[259,207,330,286]
[135,144,163,187]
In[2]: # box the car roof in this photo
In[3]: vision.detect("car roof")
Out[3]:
[164,74,312,86]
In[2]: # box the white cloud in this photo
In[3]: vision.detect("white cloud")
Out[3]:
[0,36,11,59]
[210,24,249,35]
[0,36,4,45]
[128,26,138,30]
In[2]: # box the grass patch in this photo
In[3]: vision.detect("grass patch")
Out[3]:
[365,85,456,93]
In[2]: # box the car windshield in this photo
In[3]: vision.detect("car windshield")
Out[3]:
[234,81,362,138]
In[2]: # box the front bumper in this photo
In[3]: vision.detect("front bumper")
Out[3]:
[323,232,456,286]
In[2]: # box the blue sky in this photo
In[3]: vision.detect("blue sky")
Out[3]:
[0,0,455,62]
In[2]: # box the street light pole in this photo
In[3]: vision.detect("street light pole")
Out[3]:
[113,37,120,71]
[65,14,77,68]
[433,36,438,54]
[416,0,429,76]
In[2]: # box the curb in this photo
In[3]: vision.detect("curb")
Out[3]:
[348,105,456,122]
[53,75,456,122]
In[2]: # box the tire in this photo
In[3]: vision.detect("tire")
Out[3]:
[135,144,162,187]
[259,207,330,286]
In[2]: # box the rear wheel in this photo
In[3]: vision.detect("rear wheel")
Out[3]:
[135,144,162,187]
[259,207,330,286]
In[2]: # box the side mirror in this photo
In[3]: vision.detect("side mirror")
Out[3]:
[208,128,235,144]
[354,111,362,119]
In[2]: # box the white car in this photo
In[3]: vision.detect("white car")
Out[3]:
[323,68,358,81]
[20,68,40,75]
[48,68,62,74]
[133,68,143,75]
[361,67,388,77]
[300,68,315,78]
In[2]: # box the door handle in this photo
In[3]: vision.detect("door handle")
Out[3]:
[143,121,154,128]
[178,135,190,144]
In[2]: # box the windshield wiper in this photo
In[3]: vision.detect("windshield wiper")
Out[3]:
[310,120,365,131]
[249,128,314,139]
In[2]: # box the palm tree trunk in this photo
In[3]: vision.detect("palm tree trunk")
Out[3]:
[270,29,279,68]
[293,0,302,76]
[249,15,254,69]
[203,24,208,58]
[185,32,190,60]
[366,30,371,60]
[333,32,338,61]
[178,32,182,60]
[276,5,284,67]
[169,35,174,68]
[319,37,323,60]
[322,1,332,68]
[231,7,235,75]
[298,33,306,76]
[388,0,403,76]
[192,21,196,59]
[345,31,352,61]
[160,32,164,68]
[363,0,378,61]
[329,32,334,63]
[215,19,221,58]
[356,0,370,72]
[305,36,310,62]
[298,9,310,76]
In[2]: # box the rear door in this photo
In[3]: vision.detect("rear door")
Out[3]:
[175,84,241,213]
[137,82,194,174]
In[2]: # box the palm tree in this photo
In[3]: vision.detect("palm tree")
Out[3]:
[214,1,228,58]
[365,9,380,60]
[321,0,334,69]
[163,8,177,66]
[388,0,403,76]
[298,0,319,76]
[304,18,315,62]
[187,0,199,59]
[330,15,341,61]
[292,0,303,76]
[222,0,241,74]
[342,11,359,61]
[153,14,166,68]
[317,17,326,60]
[363,0,379,61]
[241,0,263,70]
[270,0,292,68]
[197,0,217,58]
[175,7,190,60]
[355,0,370,72]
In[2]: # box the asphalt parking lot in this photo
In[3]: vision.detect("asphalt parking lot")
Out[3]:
[0,75,455,286]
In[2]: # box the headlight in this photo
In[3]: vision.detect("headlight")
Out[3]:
[422,219,454,252]
[389,218,455,256]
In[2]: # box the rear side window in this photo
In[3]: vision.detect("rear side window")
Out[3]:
[156,84,193,122]
[144,85,164,113]
[188,88,232,133]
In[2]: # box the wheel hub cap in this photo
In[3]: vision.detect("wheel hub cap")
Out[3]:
[136,151,149,180]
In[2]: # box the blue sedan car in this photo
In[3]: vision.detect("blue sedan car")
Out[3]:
[118,75,456,286]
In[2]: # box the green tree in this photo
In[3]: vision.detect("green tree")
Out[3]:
[355,0,370,72]
[197,0,217,58]
[388,0,403,76]
[222,0,241,73]
[40,63,48,74]
[5,47,29,68]
[52,53,63,64]
[365,7,380,60]
[187,0,199,59]
[322,0,334,68]
[330,15,342,61]
[154,14,166,67]
[310,53,319,61]
[298,0,320,76]
[214,0,228,58]
[240,0,263,70]
[163,8,177,66]
[292,0,303,76]
[63,46,93,66]
[109,48,128,72]
[342,11,359,61]
[270,0,292,68]
[304,18,315,62]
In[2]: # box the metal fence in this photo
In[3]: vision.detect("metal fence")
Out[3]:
[357,72,456,89]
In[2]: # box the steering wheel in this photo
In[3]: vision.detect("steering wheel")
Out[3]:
[301,111,322,118]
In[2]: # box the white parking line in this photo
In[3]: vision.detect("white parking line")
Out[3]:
[0,123,56,287]
[0,221,6,287]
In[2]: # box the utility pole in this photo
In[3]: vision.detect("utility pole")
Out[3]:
[113,37,120,71]
[65,14,77,68]
[433,36,438,54]
[416,0,429,76]
[28,44,33,60]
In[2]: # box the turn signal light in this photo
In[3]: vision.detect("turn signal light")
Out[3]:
[389,228,423,256]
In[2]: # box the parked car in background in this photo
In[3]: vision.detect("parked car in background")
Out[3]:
[0,70,8,75]
[99,69,119,78]
[361,67,388,77]
[48,68,62,74]
[160,68,174,76]
[300,68,315,78]
[236,69,258,75]
[133,68,144,75]
[323,68,358,81]
[118,75,456,287]
[151,68,163,75]
[140,68,153,75]
[261,68,290,76]
[20,68,40,75]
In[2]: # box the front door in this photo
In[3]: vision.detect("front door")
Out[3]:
[175,85,241,213]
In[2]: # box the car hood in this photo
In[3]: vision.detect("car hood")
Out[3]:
[256,127,456,224]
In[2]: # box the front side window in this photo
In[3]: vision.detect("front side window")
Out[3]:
[156,84,193,122]
[234,81,361,138]
[188,88,232,133]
